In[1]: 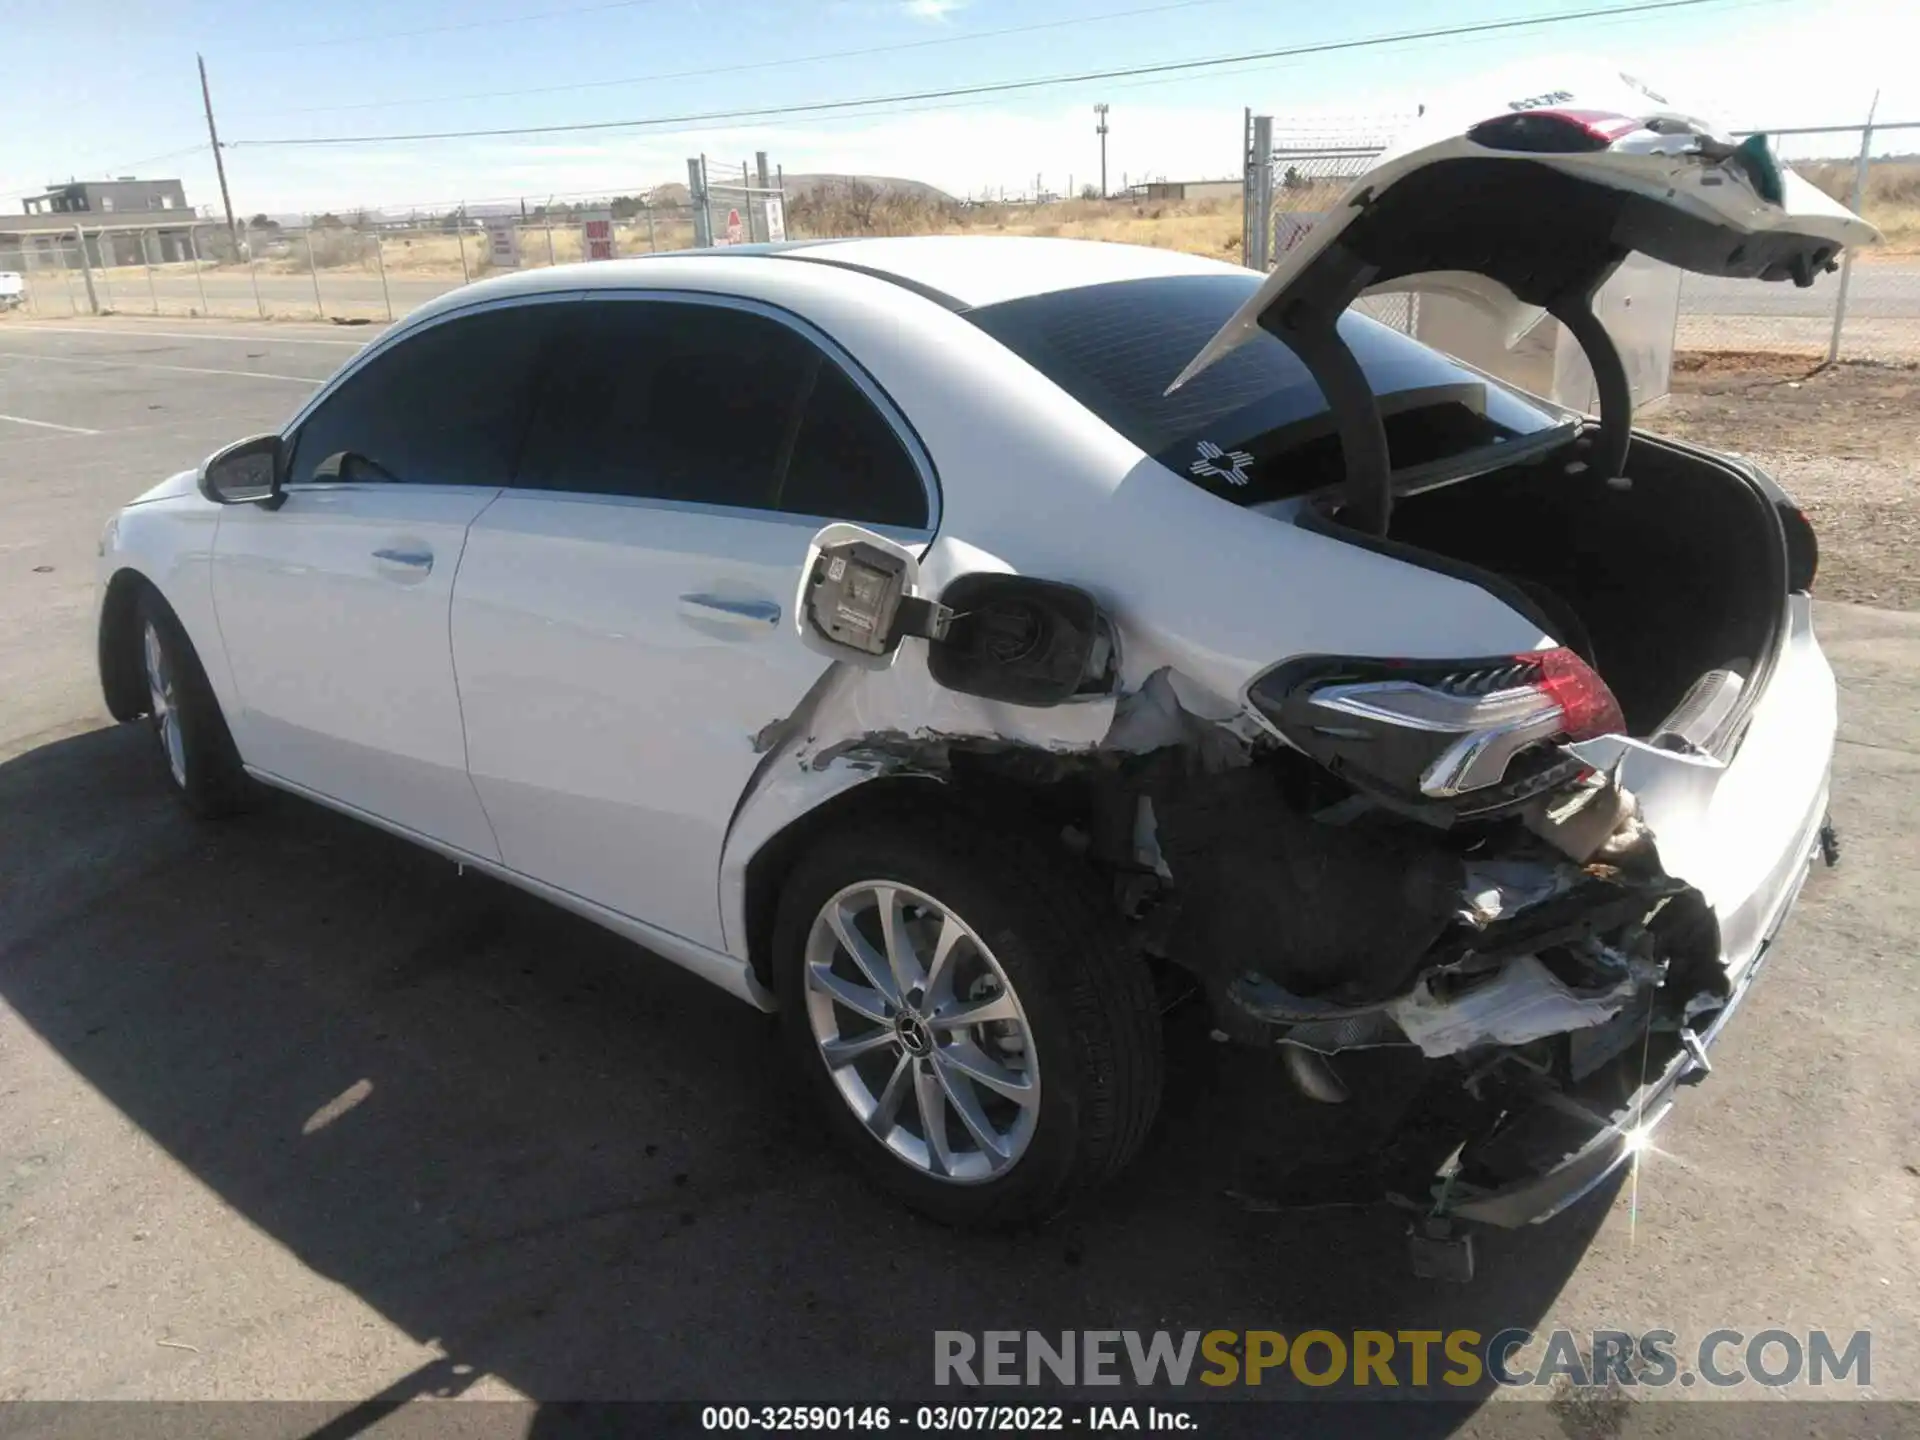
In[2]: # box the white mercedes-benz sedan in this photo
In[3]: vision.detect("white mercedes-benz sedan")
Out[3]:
[97,70,1870,1271]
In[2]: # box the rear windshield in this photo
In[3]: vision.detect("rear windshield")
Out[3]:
[964,273,1568,505]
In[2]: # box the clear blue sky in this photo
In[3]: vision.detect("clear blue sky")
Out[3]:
[2,0,1905,217]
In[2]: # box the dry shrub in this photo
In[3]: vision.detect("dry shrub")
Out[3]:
[785,180,966,238]
[265,226,375,271]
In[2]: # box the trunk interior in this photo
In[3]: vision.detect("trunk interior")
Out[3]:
[1376,436,1784,737]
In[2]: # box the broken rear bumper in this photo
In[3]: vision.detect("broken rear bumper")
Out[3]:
[1445,775,1829,1229]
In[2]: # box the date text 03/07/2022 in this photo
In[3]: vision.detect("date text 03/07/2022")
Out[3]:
[700,1405,1195,1431]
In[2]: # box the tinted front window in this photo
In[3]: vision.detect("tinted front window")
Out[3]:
[517,300,927,527]
[289,304,554,486]
[965,274,1566,504]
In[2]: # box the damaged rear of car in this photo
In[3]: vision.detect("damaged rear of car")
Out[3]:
[747,65,1868,1273]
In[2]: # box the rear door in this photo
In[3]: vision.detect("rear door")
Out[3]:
[450,292,935,949]
[211,299,560,857]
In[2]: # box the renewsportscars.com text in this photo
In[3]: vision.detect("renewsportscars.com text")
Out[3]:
[933,1329,1872,1391]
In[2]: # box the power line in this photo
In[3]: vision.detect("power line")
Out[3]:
[227,0,1746,148]
[251,0,1242,118]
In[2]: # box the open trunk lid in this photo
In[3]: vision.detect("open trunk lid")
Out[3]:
[1174,62,1878,394]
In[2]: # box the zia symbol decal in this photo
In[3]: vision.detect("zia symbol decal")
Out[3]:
[1190,439,1255,487]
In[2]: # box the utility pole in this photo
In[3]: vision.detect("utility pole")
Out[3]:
[198,54,240,254]
[1094,103,1110,198]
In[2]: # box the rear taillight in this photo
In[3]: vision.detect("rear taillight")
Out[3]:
[1250,648,1625,812]
[1466,108,1643,154]
[1534,646,1626,740]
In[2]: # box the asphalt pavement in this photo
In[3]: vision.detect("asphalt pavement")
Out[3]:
[0,320,1916,1429]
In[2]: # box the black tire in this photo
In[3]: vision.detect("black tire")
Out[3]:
[134,590,251,819]
[772,809,1163,1228]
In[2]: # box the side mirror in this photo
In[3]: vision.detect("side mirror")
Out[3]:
[198,434,283,506]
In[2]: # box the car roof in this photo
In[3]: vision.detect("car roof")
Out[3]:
[764,235,1242,309]
[401,235,1244,331]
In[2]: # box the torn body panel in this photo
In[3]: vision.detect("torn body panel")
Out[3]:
[718,500,1828,1239]
[1566,594,1834,980]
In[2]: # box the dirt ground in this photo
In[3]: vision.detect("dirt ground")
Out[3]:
[1654,353,1920,608]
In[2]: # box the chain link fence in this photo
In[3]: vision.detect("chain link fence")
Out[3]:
[1242,113,1920,367]
[2,189,724,324]
[1676,123,1920,362]
[1244,111,1419,332]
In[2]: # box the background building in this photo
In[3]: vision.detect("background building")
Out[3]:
[1,178,197,269]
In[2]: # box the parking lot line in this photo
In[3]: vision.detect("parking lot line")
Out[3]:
[0,412,100,435]
[0,351,321,384]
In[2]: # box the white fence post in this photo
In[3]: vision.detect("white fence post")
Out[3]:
[688,158,712,248]
[305,228,325,318]
[96,231,116,310]
[1827,103,1879,366]
[1246,115,1274,271]
[188,227,210,316]
[374,230,392,321]
[141,229,161,314]
[248,230,266,319]
[72,227,99,314]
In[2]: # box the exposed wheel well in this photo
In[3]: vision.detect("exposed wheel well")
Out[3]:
[741,775,951,990]
[739,766,1089,990]
[99,568,157,722]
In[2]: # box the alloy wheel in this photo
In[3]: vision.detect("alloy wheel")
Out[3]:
[803,880,1040,1183]
[143,621,187,788]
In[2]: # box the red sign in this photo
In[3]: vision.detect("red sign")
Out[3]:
[725,208,743,245]
[580,209,616,262]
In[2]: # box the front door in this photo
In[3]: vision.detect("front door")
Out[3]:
[450,294,935,949]
[211,299,561,856]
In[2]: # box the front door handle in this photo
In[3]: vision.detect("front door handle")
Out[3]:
[677,593,780,627]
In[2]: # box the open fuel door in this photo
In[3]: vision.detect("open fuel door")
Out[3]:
[1174,61,1880,535]
[797,524,1116,706]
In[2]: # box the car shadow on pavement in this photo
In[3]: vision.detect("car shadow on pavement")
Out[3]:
[0,724,1614,1429]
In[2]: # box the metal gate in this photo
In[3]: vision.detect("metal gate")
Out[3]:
[686,153,788,248]
[1242,112,1415,331]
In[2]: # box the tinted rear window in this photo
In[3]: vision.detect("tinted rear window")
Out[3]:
[964,274,1565,504]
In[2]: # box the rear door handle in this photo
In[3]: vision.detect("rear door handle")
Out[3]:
[677,593,780,627]
[373,547,433,571]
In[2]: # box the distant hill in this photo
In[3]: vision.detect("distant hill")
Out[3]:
[777,174,958,204]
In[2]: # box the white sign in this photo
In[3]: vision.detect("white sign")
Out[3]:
[483,217,520,268]
[763,198,786,243]
[580,209,617,262]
